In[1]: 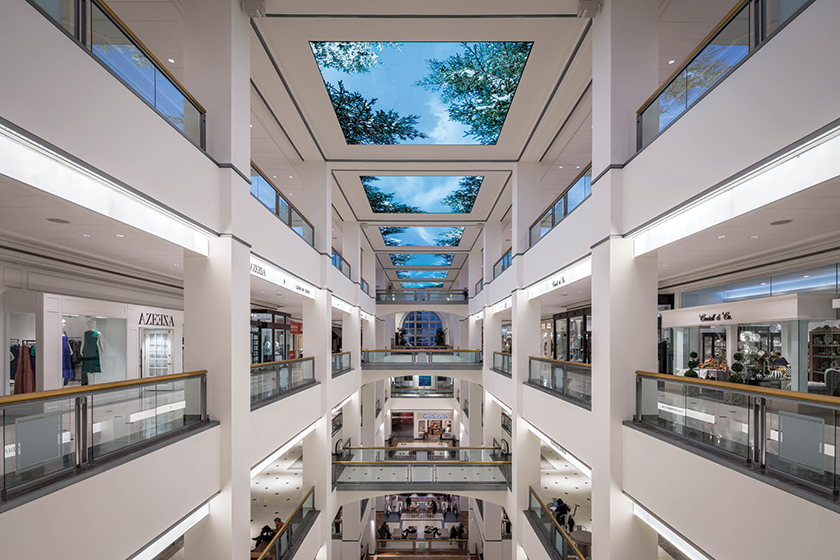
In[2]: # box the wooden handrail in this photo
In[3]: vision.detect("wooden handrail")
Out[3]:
[251,356,313,368]
[332,351,351,357]
[528,486,587,560]
[636,0,750,115]
[363,348,481,353]
[529,163,593,231]
[255,486,315,560]
[0,370,207,406]
[494,351,512,356]
[530,356,591,368]
[376,539,469,543]
[377,289,466,293]
[333,460,512,465]
[94,0,205,113]
[343,445,499,450]
[636,370,840,407]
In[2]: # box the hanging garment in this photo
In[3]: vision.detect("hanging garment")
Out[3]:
[62,334,73,385]
[81,330,101,385]
[13,344,35,394]
[9,344,20,381]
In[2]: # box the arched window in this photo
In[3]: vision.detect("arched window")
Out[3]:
[401,311,444,347]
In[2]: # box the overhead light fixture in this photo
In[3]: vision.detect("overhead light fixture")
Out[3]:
[251,420,317,479]
[332,394,353,415]
[631,500,710,560]
[631,124,840,257]
[174,263,181,267]
[289,176,293,179]
[558,166,564,169]
[116,234,124,237]
[487,392,511,414]
[770,219,792,226]
[717,235,725,239]
[273,175,276,179]
[82,234,91,237]
[0,122,213,256]
[668,60,675,65]
[803,275,811,278]
[167,58,175,64]
[662,264,668,267]
[524,419,591,478]
[250,124,253,128]
[750,235,760,238]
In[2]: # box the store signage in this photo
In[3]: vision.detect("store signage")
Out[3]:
[139,313,175,327]
[290,322,302,335]
[249,256,316,299]
[492,297,512,314]
[421,412,450,419]
[360,310,374,322]
[331,297,353,314]
[698,312,732,323]
[528,257,592,299]
[471,309,485,322]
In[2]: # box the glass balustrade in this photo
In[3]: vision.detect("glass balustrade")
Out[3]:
[636,371,839,497]
[250,357,316,408]
[529,166,592,247]
[363,350,481,367]
[526,487,587,560]
[528,357,592,408]
[493,250,512,279]
[492,352,512,377]
[332,249,351,279]
[1,371,206,499]
[501,412,512,436]
[331,352,352,377]
[255,487,317,560]
[251,163,315,248]
[375,291,468,303]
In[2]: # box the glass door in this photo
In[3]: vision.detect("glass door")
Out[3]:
[554,317,568,361]
[142,329,172,377]
[274,329,286,362]
[569,316,585,362]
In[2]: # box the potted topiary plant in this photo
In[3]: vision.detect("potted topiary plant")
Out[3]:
[682,352,699,394]
[725,353,746,403]
[435,328,447,347]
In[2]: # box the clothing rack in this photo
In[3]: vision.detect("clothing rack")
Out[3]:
[22,339,36,345]
[9,338,19,344]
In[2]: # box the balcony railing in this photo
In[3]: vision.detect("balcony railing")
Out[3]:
[250,357,316,409]
[389,387,455,399]
[0,370,207,501]
[375,290,468,303]
[462,399,469,418]
[529,165,592,248]
[492,352,512,377]
[475,278,484,296]
[31,0,206,147]
[362,349,482,369]
[527,357,592,410]
[635,370,840,498]
[361,278,370,296]
[333,444,510,489]
[332,412,343,436]
[376,539,469,553]
[332,248,351,279]
[501,412,512,436]
[251,162,315,247]
[331,352,352,378]
[375,399,382,418]
[493,250,512,280]
[637,0,812,150]
[526,487,587,560]
[254,486,318,560]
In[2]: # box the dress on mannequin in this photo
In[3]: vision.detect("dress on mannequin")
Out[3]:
[13,345,35,394]
[62,334,73,385]
[81,321,103,385]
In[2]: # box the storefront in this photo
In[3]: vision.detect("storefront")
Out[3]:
[661,292,838,393]
[4,292,183,395]
[250,309,294,364]
[553,307,592,363]
[390,409,454,440]
[540,320,553,358]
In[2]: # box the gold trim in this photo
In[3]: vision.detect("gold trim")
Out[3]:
[332,351,351,357]
[529,163,593,231]
[637,0,751,115]
[494,351,512,357]
[251,356,313,368]
[530,356,592,368]
[362,349,480,353]
[333,461,512,465]
[636,370,840,406]
[93,0,206,114]
[528,486,587,560]
[0,371,207,406]
[376,539,469,543]
[255,486,315,560]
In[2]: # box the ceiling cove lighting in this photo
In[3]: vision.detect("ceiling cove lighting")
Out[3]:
[632,124,840,257]
[492,296,512,314]
[631,500,711,560]
[249,255,316,299]
[360,309,374,322]
[470,309,485,322]
[524,419,592,479]
[130,498,215,560]
[0,122,213,256]
[251,420,318,479]
[331,296,353,314]
[528,257,592,299]
[487,391,512,414]
[332,395,353,415]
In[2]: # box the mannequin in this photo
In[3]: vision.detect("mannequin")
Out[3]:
[61,318,73,386]
[80,319,105,385]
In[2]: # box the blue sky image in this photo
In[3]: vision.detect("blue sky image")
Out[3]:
[380,227,464,247]
[396,270,449,279]
[402,282,445,289]
[369,176,481,213]
[390,254,455,266]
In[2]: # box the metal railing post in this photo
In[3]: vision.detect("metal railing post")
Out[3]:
[200,375,208,421]
[759,397,767,468]
[635,376,642,422]
[752,396,760,465]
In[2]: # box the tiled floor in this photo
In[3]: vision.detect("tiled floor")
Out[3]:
[538,444,592,530]
[250,444,307,543]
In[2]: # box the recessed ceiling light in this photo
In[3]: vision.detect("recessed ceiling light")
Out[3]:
[82,234,91,237]
[717,235,726,239]
[289,175,293,179]
[760,282,768,285]
[250,124,252,128]
[662,264,668,267]
[558,166,564,169]
[576,166,580,169]
[770,219,792,226]
[116,234,124,238]
[47,218,71,224]
[174,263,181,267]
[750,235,760,239]
[273,175,277,179]
[803,275,811,278]
[668,60,675,64]
[168,58,175,63]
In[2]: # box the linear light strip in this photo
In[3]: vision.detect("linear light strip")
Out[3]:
[331,394,353,415]
[129,497,216,560]
[492,297,512,314]
[250,254,316,299]
[251,420,318,479]
[0,122,213,256]
[528,257,592,299]
[632,125,840,257]
[524,419,591,479]
[487,391,512,414]
[632,501,711,560]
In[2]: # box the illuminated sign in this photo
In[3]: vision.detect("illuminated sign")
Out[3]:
[249,255,316,299]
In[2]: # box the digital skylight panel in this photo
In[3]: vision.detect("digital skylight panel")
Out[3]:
[362,176,483,213]
[311,42,533,145]
[401,282,445,289]
[390,254,455,266]
[396,270,449,279]
[380,226,464,247]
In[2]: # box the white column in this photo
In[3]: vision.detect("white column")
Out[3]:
[483,223,502,285]
[343,221,362,283]
[342,307,362,376]
[360,381,376,445]
[362,315,376,353]
[298,163,332,265]
[512,163,541,276]
[182,237,251,560]
[469,237,484,294]
[590,237,658,560]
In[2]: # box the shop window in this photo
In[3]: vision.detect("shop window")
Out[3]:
[771,264,838,296]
